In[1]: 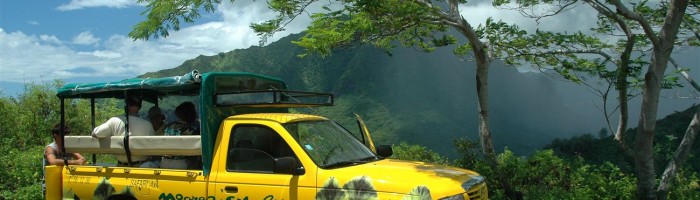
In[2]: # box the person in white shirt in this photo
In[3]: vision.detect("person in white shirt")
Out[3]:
[92,96,155,167]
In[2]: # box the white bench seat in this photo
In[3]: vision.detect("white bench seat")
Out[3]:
[64,136,202,156]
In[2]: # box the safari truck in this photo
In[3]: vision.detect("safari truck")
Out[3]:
[46,70,488,200]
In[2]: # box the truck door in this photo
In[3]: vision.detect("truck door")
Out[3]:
[214,124,303,200]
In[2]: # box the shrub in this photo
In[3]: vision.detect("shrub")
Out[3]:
[391,142,450,165]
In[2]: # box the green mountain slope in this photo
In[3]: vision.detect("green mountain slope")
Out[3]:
[547,105,700,174]
[140,33,616,157]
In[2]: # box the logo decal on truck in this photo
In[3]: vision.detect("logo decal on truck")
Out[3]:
[93,178,136,200]
[129,179,159,191]
[64,178,137,200]
[67,175,92,185]
[315,176,432,200]
[156,193,275,200]
[158,193,216,200]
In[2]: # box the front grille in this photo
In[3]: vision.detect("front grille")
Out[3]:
[466,183,488,200]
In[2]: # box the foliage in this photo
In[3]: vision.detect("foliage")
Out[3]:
[455,149,637,199]
[383,135,700,199]
[391,142,449,165]
[0,82,122,199]
[668,170,700,199]
[129,0,221,40]
[0,146,44,199]
[357,140,675,199]
[452,138,482,170]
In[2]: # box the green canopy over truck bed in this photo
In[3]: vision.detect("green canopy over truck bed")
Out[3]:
[56,70,289,175]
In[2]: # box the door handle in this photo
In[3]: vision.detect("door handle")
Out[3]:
[224,186,238,194]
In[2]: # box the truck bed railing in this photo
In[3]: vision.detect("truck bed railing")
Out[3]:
[64,136,202,156]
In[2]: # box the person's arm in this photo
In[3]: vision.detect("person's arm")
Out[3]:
[45,147,86,165]
[92,117,116,138]
[145,120,156,136]
[71,153,87,165]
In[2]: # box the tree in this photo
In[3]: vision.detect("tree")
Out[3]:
[498,0,696,198]
[130,0,529,198]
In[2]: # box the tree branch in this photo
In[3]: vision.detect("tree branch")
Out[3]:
[609,0,661,47]
[497,0,578,23]
[669,57,700,92]
[585,0,633,37]
[414,0,460,25]
[532,1,579,23]
[657,105,700,198]
[513,49,614,61]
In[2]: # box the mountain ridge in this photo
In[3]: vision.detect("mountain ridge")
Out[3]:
[141,33,694,157]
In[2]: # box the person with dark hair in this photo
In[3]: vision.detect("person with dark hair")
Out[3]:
[165,102,199,136]
[148,106,166,136]
[161,101,201,169]
[45,124,86,165]
[92,96,155,167]
[43,123,86,195]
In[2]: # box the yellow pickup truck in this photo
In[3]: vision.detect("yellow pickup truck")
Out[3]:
[46,71,487,200]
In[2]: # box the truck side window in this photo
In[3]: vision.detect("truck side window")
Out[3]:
[226,125,298,173]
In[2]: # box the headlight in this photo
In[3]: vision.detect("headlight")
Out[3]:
[439,193,465,200]
[461,175,486,191]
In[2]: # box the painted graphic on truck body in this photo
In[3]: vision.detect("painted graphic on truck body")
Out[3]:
[315,176,432,200]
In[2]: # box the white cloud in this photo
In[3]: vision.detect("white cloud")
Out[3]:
[0,29,129,83]
[28,21,40,25]
[459,1,597,34]
[57,0,137,11]
[72,31,101,45]
[40,35,62,44]
[0,12,282,86]
[0,29,83,82]
[77,50,122,59]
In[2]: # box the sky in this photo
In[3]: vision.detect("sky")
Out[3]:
[0,0,312,96]
[0,0,696,97]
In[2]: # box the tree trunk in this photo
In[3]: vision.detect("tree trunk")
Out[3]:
[453,12,498,174]
[450,3,520,198]
[657,106,700,199]
[634,71,660,200]
[632,1,688,199]
[475,53,522,199]
[476,61,495,163]
[615,35,634,158]
[473,42,522,199]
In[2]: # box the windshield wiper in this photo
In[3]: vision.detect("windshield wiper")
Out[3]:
[323,161,360,168]
[357,156,378,161]
[323,157,377,168]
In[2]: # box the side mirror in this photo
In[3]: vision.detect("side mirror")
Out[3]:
[273,157,304,175]
[376,145,393,158]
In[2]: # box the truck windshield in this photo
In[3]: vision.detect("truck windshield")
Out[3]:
[283,120,377,168]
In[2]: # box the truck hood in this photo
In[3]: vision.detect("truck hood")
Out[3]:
[316,159,486,198]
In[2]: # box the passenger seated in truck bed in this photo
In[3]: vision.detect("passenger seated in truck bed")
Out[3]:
[161,102,201,169]
[92,96,156,167]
